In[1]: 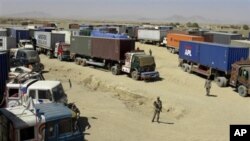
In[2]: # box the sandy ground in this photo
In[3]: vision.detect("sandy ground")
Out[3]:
[41,42,250,141]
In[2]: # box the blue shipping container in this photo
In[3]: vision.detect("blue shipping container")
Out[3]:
[91,30,128,39]
[179,41,249,72]
[0,51,9,97]
[9,28,30,43]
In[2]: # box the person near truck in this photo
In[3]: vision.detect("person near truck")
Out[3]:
[204,78,212,96]
[152,97,162,123]
[149,49,152,56]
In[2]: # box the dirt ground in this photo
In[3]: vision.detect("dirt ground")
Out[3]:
[41,42,250,141]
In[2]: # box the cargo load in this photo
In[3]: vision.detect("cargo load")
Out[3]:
[91,30,129,39]
[203,32,242,44]
[230,40,250,58]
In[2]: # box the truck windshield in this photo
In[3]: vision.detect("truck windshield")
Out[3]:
[52,84,65,102]
[26,51,40,62]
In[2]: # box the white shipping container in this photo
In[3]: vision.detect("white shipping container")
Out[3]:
[52,30,71,44]
[0,37,16,51]
[138,29,167,41]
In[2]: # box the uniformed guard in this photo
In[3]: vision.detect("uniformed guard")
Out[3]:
[204,78,212,96]
[152,97,162,123]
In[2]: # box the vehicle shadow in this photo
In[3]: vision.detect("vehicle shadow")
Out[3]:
[77,116,91,140]
[158,121,174,125]
[207,94,217,97]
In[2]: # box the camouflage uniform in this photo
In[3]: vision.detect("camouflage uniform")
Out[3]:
[205,79,211,96]
[152,97,162,123]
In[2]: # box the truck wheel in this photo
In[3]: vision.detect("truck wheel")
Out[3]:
[186,65,192,73]
[238,85,248,97]
[81,59,87,66]
[111,66,119,75]
[215,77,228,87]
[58,55,62,61]
[131,70,139,80]
[182,64,188,72]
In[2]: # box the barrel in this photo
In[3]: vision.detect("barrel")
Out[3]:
[0,51,9,103]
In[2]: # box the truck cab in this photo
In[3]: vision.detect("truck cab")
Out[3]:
[54,42,70,61]
[5,80,68,108]
[121,52,159,80]
[230,60,250,97]
[0,103,83,141]
[10,48,44,72]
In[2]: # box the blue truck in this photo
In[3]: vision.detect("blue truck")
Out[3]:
[179,41,250,97]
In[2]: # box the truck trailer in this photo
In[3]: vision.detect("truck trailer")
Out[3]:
[179,41,250,97]
[0,37,16,51]
[167,33,204,53]
[70,36,159,80]
[34,31,65,58]
[138,28,172,46]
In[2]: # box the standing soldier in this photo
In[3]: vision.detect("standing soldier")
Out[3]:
[152,97,162,123]
[204,78,212,96]
[149,49,152,56]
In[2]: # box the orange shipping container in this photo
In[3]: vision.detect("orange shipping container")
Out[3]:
[167,33,204,50]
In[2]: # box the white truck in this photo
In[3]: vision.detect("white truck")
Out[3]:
[138,26,173,46]
[0,36,16,51]
[52,30,71,44]
[34,31,65,58]
[5,79,68,108]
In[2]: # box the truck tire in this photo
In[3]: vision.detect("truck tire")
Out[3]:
[186,65,192,73]
[81,59,87,66]
[182,64,188,72]
[215,77,228,87]
[131,70,139,80]
[111,66,120,75]
[238,85,248,97]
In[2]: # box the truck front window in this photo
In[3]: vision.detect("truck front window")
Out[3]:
[8,89,19,97]
[52,84,65,102]
[38,90,52,101]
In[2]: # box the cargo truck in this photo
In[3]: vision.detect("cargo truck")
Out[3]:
[203,32,242,44]
[167,33,204,53]
[0,103,83,141]
[70,36,159,80]
[34,31,65,58]
[179,41,250,97]
[138,28,172,46]
[0,36,16,51]
[54,42,71,61]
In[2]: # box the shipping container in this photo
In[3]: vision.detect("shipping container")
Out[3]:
[70,29,80,36]
[179,41,249,72]
[0,28,7,36]
[138,29,167,42]
[34,31,65,51]
[230,40,250,58]
[91,30,128,39]
[91,37,135,61]
[0,37,16,51]
[69,23,80,29]
[204,32,242,44]
[37,27,55,32]
[125,26,138,39]
[52,30,71,44]
[167,33,204,52]
[7,28,29,43]
[0,51,9,99]
[70,36,92,57]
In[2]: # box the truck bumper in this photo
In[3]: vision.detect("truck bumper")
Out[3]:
[140,71,159,80]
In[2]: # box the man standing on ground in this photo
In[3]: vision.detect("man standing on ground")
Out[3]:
[152,97,162,123]
[149,49,152,56]
[205,78,212,96]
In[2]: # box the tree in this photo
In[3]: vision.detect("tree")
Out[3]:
[192,23,199,28]
[243,25,249,30]
[186,22,192,27]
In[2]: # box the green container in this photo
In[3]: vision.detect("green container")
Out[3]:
[70,36,91,57]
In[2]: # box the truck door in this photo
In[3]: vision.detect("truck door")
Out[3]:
[237,67,249,86]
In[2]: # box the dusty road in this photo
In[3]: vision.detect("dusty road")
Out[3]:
[42,42,250,141]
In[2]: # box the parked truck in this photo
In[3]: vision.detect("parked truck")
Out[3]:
[179,41,250,97]
[166,33,204,53]
[71,36,159,80]
[0,103,83,141]
[138,28,171,46]
[54,42,71,61]
[0,36,16,51]
[34,31,65,58]
[9,48,44,72]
